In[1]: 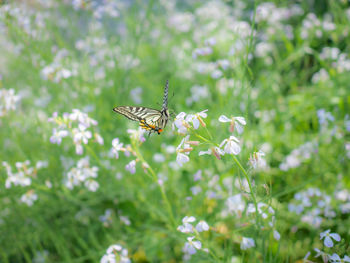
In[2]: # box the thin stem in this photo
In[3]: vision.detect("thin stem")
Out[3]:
[232,155,261,228]
[133,141,176,228]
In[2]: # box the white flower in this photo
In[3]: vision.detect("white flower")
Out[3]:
[20,190,38,206]
[176,153,189,167]
[101,244,131,263]
[187,109,208,129]
[195,220,209,232]
[0,88,20,117]
[125,160,136,174]
[50,128,69,144]
[111,138,124,159]
[220,136,241,155]
[176,136,192,167]
[240,237,255,250]
[73,124,92,144]
[320,229,341,247]
[84,180,99,192]
[177,216,196,233]
[226,194,245,214]
[249,150,267,169]
[127,128,145,143]
[100,254,116,263]
[70,109,97,127]
[173,112,190,134]
[219,115,246,134]
[199,146,225,160]
[183,236,202,255]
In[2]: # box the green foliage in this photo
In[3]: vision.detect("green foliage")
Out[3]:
[0,0,349,262]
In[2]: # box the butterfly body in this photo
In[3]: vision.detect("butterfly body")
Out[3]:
[113,81,170,135]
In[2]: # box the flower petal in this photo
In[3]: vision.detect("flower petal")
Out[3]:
[218,115,230,122]
[330,233,341,242]
[324,236,333,247]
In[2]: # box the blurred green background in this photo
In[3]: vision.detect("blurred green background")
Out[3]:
[0,0,349,262]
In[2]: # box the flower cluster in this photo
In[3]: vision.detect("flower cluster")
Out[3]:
[41,49,78,83]
[279,141,317,171]
[0,88,20,117]
[303,229,348,263]
[100,244,131,263]
[49,109,103,155]
[177,216,209,259]
[288,187,335,228]
[300,13,336,40]
[65,157,99,192]
[3,160,47,207]
[173,110,248,167]
[109,128,148,175]
[2,160,48,189]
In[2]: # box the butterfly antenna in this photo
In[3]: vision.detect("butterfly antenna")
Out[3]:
[162,80,169,110]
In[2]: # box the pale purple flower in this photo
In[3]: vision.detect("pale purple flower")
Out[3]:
[125,160,136,174]
[73,124,92,144]
[320,229,341,247]
[220,136,241,155]
[240,237,255,250]
[190,185,202,195]
[329,253,350,263]
[177,216,196,233]
[183,236,202,255]
[193,170,202,181]
[75,144,84,155]
[50,128,69,144]
[195,220,209,232]
[176,153,189,167]
[273,230,281,241]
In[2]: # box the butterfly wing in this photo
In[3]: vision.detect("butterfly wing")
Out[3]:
[113,106,163,133]
[113,106,159,121]
[113,80,170,134]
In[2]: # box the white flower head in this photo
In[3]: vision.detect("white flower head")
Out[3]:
[219,115,246,134]
[111,138,124,159]
[173,112,190,134]
[188,109,208,129]
[240,237,255,250]
[195,220,209,232]
[220,136,241,155]
[183,236,202,255]
[199,146,225,160]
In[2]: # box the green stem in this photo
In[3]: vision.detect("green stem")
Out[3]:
[232,155,261,228]
[133,141,176,228]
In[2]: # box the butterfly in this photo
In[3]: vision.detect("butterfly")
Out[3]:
[113,80,170,135]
